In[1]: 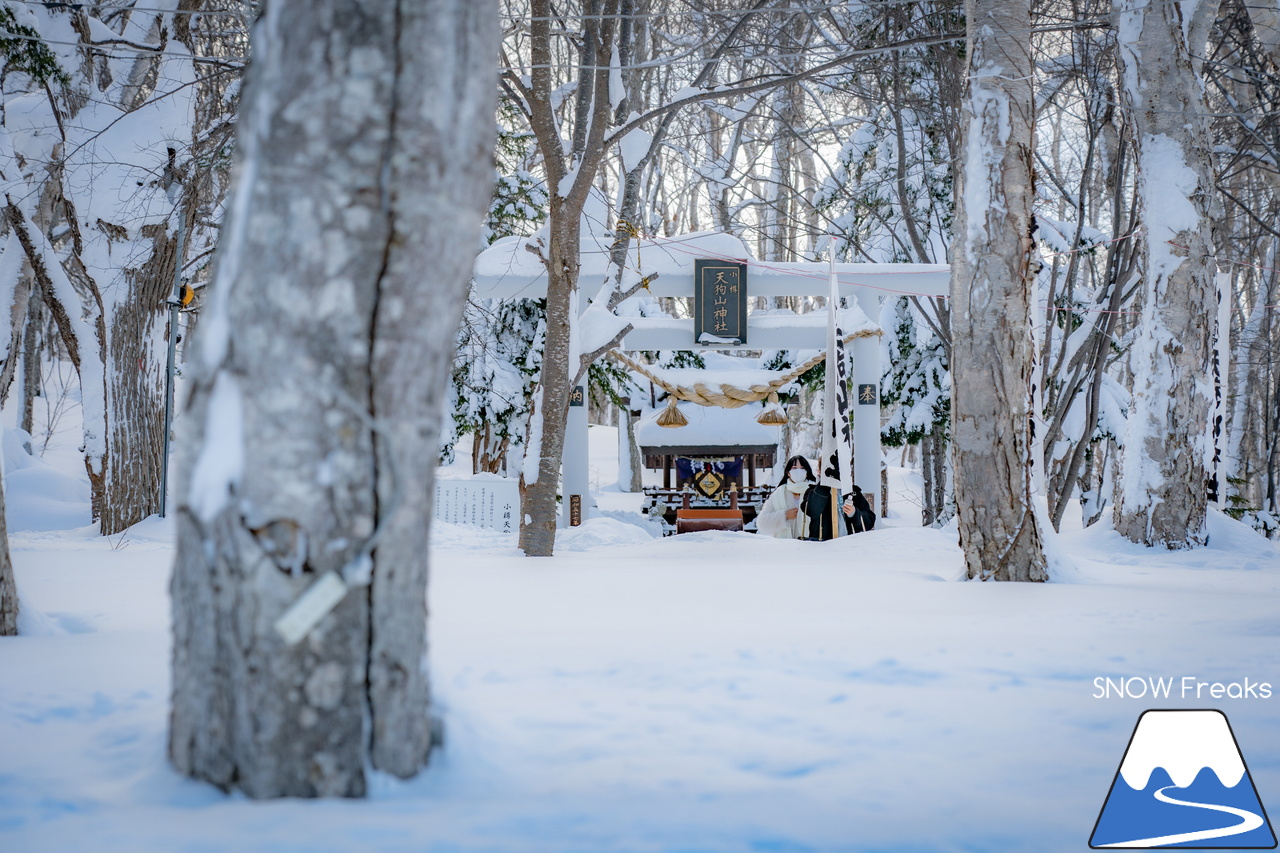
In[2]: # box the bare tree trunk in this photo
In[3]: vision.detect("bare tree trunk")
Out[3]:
[169,0,494,797]
[0,264,32,410]
[921,425,946,526]
[948,0,1047,582]
[1112,0,1221,549]
[514,0,620,557]
[20,288,41,443]
[518,209,578,556]
[97,223,181,534]
[0,424,15,636]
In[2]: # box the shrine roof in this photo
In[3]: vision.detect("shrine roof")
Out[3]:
[635,401,780,451]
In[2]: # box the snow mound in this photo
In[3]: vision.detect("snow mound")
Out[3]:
[3,429,91,532]
[429,519,518,553]
[555,517,655,551]
[1076,510,1277,566]
[14,601,66,637]
[1205,508,1280,559]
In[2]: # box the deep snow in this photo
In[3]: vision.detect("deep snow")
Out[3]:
[2,412,1279,852]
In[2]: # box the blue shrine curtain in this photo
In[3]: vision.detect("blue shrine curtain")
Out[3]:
[675,457,744,484]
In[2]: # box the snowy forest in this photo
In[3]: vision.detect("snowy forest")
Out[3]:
[2,0,1280,850]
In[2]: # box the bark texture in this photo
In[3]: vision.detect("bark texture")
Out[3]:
[0,468,16,636]
[1112,0,1220,549]
[948,0,1048,581]
[169,0,494,797]
[96,222,181,534]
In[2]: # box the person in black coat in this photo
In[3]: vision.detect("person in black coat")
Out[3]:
[799,481,837,540]
[841,484,877,533]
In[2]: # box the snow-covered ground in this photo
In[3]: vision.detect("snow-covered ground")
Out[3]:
[3,413,1279,852]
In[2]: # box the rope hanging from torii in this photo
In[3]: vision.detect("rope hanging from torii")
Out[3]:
[605,326,881,428]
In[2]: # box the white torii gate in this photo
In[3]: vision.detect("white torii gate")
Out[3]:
[472,231,949,527]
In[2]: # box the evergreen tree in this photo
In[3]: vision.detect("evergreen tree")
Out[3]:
[449,104,548,474]
[879,298,951,525]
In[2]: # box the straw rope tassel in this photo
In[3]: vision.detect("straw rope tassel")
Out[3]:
[655,395,689,428]
[756,391,788,426]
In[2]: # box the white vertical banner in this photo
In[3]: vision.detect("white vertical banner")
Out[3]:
[820,244,853,501]
[1208,271,1231,508]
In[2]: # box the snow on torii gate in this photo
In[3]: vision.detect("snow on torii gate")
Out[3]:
[472,230,949,527]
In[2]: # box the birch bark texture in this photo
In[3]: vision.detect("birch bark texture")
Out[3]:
[169,0,495,797]
[1112,0,1220,549]
[0,468,15,636]
[947,0,1048,581]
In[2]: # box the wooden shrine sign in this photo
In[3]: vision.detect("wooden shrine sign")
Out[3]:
[694,259,747,345]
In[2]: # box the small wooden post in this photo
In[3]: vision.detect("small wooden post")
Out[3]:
[830,488,841,538]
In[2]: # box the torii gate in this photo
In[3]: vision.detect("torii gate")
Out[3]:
[472,231,949,527]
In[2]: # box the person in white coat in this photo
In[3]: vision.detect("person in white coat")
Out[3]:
[756,455,817,539]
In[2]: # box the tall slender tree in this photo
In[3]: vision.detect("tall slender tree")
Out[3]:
[169,0,495,797]
[1112,0,1221,548]
[0,468,15,636]
[948,0,1047,581]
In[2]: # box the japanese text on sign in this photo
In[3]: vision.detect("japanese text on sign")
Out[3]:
[433,479,519,534]
[694,259,747,345]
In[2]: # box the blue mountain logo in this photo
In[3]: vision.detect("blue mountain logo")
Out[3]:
[1090,709,1277,848]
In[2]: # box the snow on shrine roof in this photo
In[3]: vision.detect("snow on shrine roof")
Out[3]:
[634,401,781,450]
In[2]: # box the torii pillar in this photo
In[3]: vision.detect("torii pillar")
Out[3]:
[562,397,590,527]
[852,287,883,509]
[562,291,590,527]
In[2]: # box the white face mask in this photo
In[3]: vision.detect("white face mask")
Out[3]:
[789,467,807,483]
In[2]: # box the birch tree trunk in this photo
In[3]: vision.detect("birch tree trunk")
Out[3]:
[0,465,16,636]
[948,0,1047,582]
[1225,272,1277,506]
[1112,0,1220,549]
[169,0,495,797]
